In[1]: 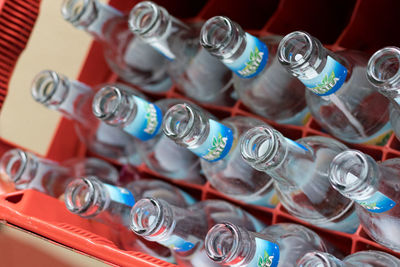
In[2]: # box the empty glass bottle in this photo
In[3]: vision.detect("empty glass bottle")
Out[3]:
[205,222,327,267]
[162,103,278,208]
[0,148,118,198]
[61,0,171,92]
[128,1,233,104]
[31,70,141,165]
[277,31,391,145]
[298,250,400,267]
[240,125,359,233]
[329,150,400,252]
[200,16,308,126]
[92,85,203,183]
[367,46,400,142]
[130,197,265,267]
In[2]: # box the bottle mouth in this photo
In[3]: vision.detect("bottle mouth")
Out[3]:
[162,103,195,140]
[0,149,28,183]
[130,198,162,236]
[200,16,234,53]
[278,31,314,68]
[129,1,160,35]
[64,177,97,216]
[31,70,63,106]
[61,0,95,26]
[205,222,240,264]
[92,86,123,122]
[367,46,400,89]
[297,251,333,267]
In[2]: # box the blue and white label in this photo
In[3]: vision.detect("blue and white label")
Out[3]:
[224,33,268,79]
[356,191,396,213]
[158,235,196,252]
[104,184,135,206]
[285,137,308,151]
[249,237,279,267]
[123,96,163,141]
[299,56,347,96]
[189,119,234,162]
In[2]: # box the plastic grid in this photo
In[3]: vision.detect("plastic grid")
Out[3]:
[0,0,400,266]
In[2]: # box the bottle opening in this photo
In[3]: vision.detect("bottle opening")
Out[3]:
[64,178,95,215]
[61,0,91,24]
[31,70,60,105]
[278,31,313,68]
[367,46,400,87]
[129,1,159,35]
[200,16,232,52]
[297,251,333,267]
[130,198,162,236]
[92,86,122,121]
[162,103,195,140]
[0,149,28,183]
[205,222,239,264]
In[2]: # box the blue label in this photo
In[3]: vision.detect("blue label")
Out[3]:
[299,56,347,96]
[224,33,268,79]
[249,237,279,267]
[123,96,163,141]
[356,191,396,213]
[103,184,135,206]
[285,137,308,151]
[189,119,234,162]
[158,235,196,252]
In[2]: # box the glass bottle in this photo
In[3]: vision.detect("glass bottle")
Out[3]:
[205,222,327,267]
[162,103,278,208]
[200,16,309,126]
[277,31,391,145]
[298,250,400,267]
[329,150,400,252]
[130,197,266,267]
[92,85,203,183]
[31,70,141,165]
[0,148,118,198]
[61,0,171,92]
[128,1,234,105]
[367,46,400,142]
[240,125,359,233]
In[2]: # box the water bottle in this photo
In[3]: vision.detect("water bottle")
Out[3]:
[329,150,400,252]
[61,0,171,92]
[200,16,309,126]
[367,46,400,142]
[31,70,141,165]
[240,125,359,233]
[128,1,233,104]
[298,250,400,267]
[92,85,203,183]
[0,148,118,198]
[205,222,327,267]
[130,197,265,267]
[277,31,391,145]
[162,103,278,208]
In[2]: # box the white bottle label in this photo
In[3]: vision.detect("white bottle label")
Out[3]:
[248,237,280,267]
[356,191,396,213]
[103,184,135,206]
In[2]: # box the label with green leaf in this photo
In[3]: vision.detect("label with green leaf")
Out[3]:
[356,191,396,213]
[248,237,279,267]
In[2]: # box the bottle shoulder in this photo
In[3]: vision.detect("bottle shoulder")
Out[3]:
[298,136,348,153]
[344,250,400,266]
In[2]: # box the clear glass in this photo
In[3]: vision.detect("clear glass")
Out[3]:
[0,148,118,198]
[31,70,141,165]
[329,150,400,252]
[129,1,234,104]
[297,250,400,267]
[200,16,307,125]
[240,126,359,233]
[61,0,171,92]
[367,46,400,142]
[92,85,203,183]
[130,198,265,267]
[64,176,173,262]
[205,222,327,267]
[162,103,277,207]
[278,31,390,144]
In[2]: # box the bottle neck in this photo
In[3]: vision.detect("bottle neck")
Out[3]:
[31,70,94,125]
[61,0,123,40]
[64,176,108,218]
[128,1,194,61]
[278,31,347,96]
[297,251,352,267]
[240,126,312,186]
[162,103,234,162]
[200,16,268,78]
[0,148,68,188]
[367,46,400,105]
[92,86,162,141]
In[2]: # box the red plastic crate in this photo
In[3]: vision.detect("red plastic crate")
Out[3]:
[1,0,400,266]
